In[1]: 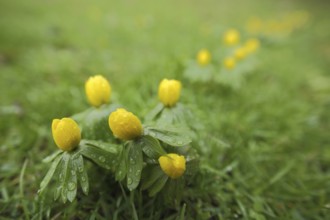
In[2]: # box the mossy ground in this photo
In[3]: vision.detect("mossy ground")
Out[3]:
[0,0,329,219]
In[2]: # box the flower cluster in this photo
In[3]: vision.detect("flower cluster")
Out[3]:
[183,28,261,88]
[40,75,198,202]
[246,11,309,37]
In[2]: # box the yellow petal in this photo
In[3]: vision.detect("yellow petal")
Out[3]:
[52,118,81,151]
[85,75,111,107]
[158,79,182,107]
[159,153,186,179]
[108,108,143,140]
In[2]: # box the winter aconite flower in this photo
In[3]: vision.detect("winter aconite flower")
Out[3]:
[224,57,236,70]
[223,29,240,46]
[52,118,81,151]
[234,47,247,60]
[159,153,186,179]
[197,49,211,66]
[245,38,260,54]
[108,108,143,140]
[85,75,112,107]
[158,79,182,107]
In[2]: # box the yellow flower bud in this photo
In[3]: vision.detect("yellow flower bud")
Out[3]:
[158,79,182,107]
[85,75,111,107]
[52,118,81,151]
[196,49,211,66]
[223,29,240,46]
[224,57,236,70]
[234,47,248,60]
[245,38,260,54]
[158,154,186,179]
[108,108,143,140]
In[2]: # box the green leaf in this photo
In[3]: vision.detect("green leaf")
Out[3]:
[73,155,89,195]
[144,126,192,146]
[148,175,168,197]
[163,178,184,205]
[66,158,78,202]
[74,104,120,141]
[42,150,63,163]
[141,166,164,190]
[80,140,121,170]
[145,103,164,122]
[126,142,143,191]
[139,136,167,159]
[115,146,127,181]
[39,154,62,194]
[57,153,70,203]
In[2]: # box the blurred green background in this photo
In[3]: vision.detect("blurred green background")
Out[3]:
[0,0,329,219]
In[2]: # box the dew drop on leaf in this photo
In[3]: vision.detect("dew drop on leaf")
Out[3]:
[127,177,133,185]
[68,182,76,191]
[135,170,141,176]
[99,156,106,162]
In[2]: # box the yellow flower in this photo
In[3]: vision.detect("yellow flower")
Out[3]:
[85,75,111,107]
[108,108,143,140]
[52,118,81,151]
[159,154,186,179]
[234,47,248,60]
[197,49,211,66]
[224,57,236,70]
[158,79,182,107]
[223,29,240,46]
[245,38,260,54]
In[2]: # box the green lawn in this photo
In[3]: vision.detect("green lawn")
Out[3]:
[0,0,329,219]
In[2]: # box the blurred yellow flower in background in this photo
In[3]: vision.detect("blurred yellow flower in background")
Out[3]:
[223,29,240,46]
[224,57,236,70]
[85,75,112,107]
[245,38,260,54]
[158,79,182,107]
[234,47,248,60]
[197,49,211,66]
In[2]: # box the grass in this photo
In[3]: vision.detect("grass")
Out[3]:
[0,0,330,219]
